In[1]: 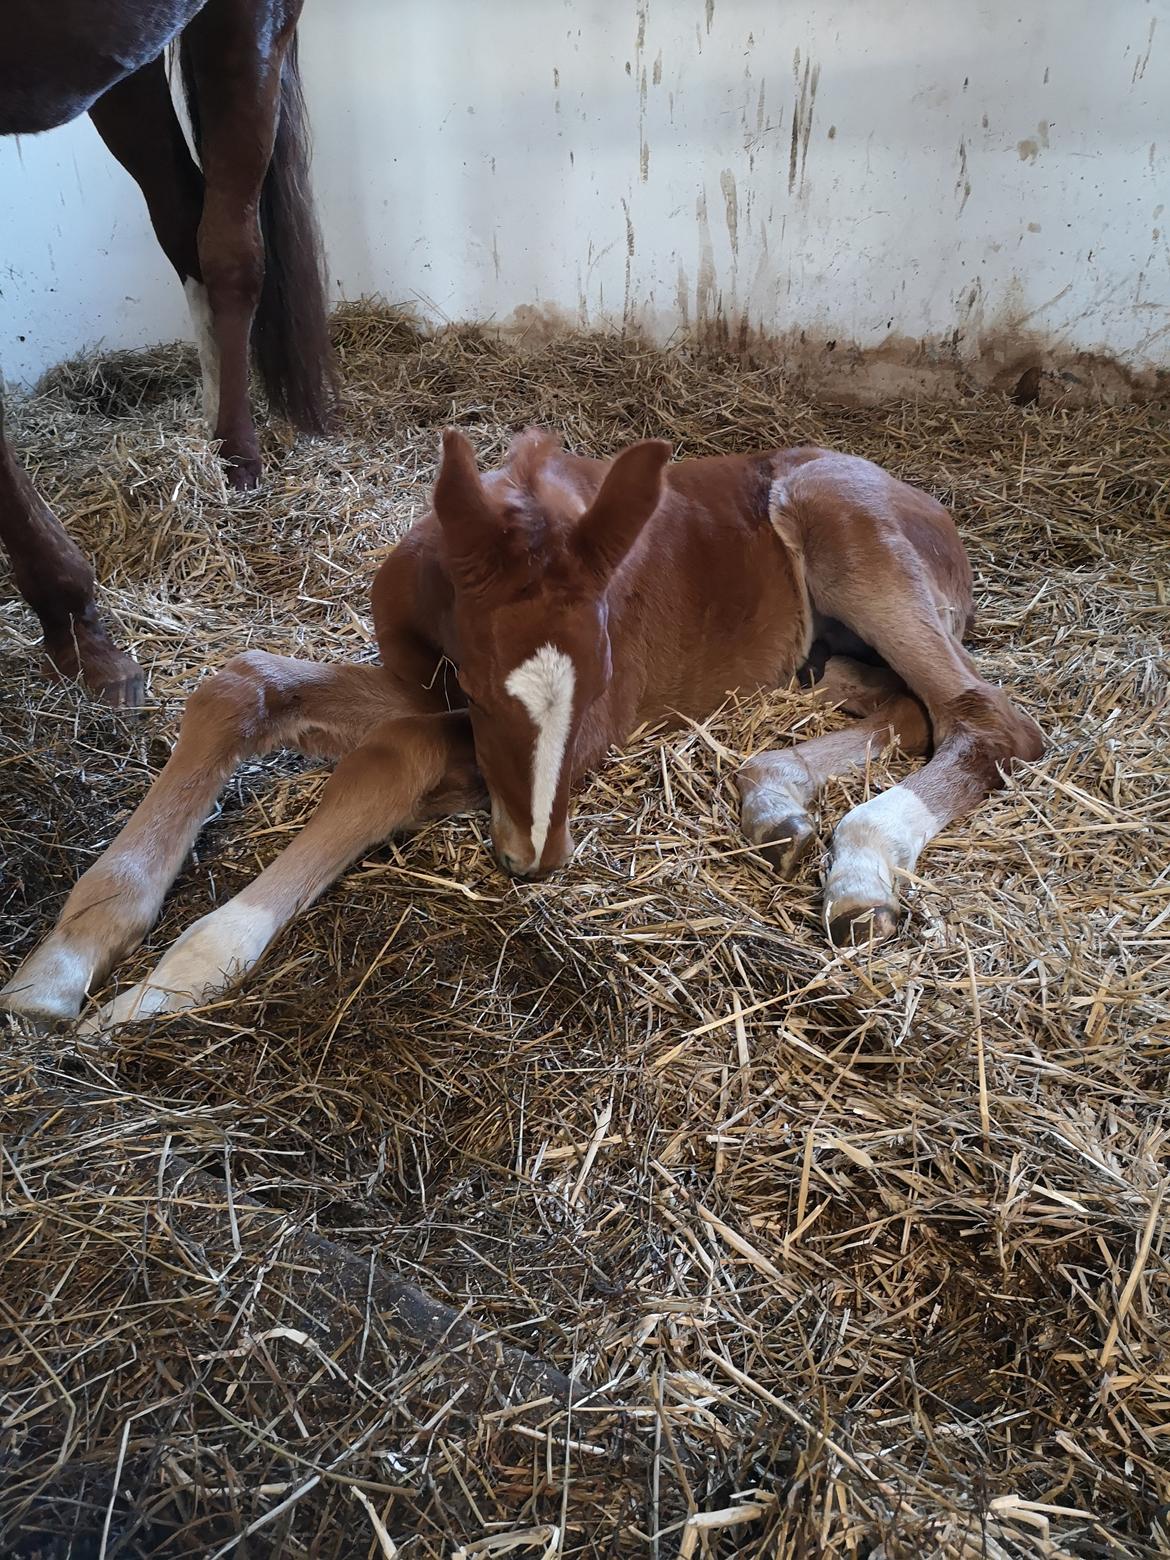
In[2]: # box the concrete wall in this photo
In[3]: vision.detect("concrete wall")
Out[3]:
[1,0,1166,388]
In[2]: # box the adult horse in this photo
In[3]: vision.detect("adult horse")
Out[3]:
[0,0,336,705]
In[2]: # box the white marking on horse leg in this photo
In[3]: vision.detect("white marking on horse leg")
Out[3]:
[184,277,221,427]
[504,643,576,871]
[738,751,811,834]
[0,942,96,1025]
[0,860,161,1024]
[736,752,816,877]
[824,786,940,942]
[80,899,278,1034]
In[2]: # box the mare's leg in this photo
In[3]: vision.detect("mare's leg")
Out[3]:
[181,1,300,487]
[738,658,929,876]
[0,397,142,704]
[82,711,481,1032]
[87,57,217,421]
[0,654,403,1023]
[806,569,1043,946]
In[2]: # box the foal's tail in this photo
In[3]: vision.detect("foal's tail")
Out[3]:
[178,30,339,434]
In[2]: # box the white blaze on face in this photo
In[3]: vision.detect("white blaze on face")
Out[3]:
[504,643,577,868]
[184,277,221,427]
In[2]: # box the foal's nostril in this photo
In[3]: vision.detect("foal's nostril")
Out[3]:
[499,850,527,877]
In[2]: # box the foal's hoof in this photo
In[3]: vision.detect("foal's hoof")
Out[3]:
[0,986,77,1029]
[755,814,816,879]
[0,951,88,1027]
[79,900,277,1034]
[826,901,900,948]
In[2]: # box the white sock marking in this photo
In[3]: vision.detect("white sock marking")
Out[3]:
[504,643,576,869]
[80,899,277,1033]
[0,941,94,1023]
[184,277,221,427]
[826,787,939,913]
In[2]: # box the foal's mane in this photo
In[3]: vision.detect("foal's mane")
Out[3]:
[488,428,587,569]
[502,426,564,488]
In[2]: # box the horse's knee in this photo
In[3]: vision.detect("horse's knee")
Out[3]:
[941,687,1044,785]
[220,648,278,684]
[183,651,278,741]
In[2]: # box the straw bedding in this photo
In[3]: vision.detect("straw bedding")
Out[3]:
[1,307,1167,1558]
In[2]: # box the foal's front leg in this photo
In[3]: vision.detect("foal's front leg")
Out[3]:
[0,654,400,1023]
[812,611,1043,945]
[82,712,482,1033]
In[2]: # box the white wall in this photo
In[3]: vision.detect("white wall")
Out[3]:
[2,0,1167,387]
[0,119,191,384]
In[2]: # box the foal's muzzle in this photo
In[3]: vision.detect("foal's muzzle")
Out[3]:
[490,807,574,878]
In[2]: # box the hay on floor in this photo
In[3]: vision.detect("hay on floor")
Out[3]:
[1,306,1168,1559]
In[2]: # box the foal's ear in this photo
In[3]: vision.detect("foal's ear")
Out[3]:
[574,439,671,582]
[433,429,497,567]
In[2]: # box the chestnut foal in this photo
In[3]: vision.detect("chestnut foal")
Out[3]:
[1,429,1043,1030]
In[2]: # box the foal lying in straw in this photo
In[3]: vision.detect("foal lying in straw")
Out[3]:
[2,429,1043,1030]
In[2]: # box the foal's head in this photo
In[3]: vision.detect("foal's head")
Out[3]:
[432,427,670,876]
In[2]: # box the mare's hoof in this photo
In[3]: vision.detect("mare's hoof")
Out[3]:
[225,454,262,491]
[44,632,145,710]
[89,652,146,709]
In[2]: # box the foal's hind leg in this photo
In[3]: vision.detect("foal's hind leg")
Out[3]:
[809,594,1043,946]
[0,654,401,1024]
[82,712,482,1033]
[738,659,929,877]
[0,402,142,705]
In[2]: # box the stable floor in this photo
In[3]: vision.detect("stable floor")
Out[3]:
[1,311,1167,1558]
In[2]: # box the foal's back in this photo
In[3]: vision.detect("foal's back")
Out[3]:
[550,442,973,723]
[373,434,974,736]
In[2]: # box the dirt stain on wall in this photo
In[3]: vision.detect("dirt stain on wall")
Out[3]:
[1132,17,1158,83]
[720,169,739,256]
[635,3,650,182]
[956,137,971,213]
[788,50,820,194]
[695,190,718,328]
[622,198,635,325]
[675,264,690,329]
[1017,120,1050,162]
